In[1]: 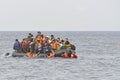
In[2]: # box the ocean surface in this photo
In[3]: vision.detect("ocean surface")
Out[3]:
[0,31,120,80]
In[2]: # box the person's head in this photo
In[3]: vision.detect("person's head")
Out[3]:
[65,41,70,44]
[61,40,64,43]
[29,33,32,35]
[31,34,33,37]
[57,37,60,40]
[15,39,18,41]
[40,34,43,37]
[28,33,33,37]
[22,39,25,41]
[37,31,41,34]
[51,35,54,38]
[45,41,49,45]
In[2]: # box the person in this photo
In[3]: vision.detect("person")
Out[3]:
[43,41,51,54]
[63,41,74,58]
[13,39,21,52]
[28,33,33,37]
[42,41,55,58]
[36,40,43,53]
[27,33,33,42]
[64,41,71,49]
[36,31,41,38]
[20,39,29,53]
[70,52,78,58]
[60,40,66,49]
[29,39,36,53]
[50,35,55,42]
[40,34,47,41]
[64,38,69,43]
[50,40,57,51]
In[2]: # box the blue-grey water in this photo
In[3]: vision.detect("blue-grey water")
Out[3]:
[0,31,120,80]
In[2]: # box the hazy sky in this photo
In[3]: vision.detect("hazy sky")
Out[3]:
[0,0,120,31]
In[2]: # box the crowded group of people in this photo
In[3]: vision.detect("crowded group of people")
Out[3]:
[13,31,78,58]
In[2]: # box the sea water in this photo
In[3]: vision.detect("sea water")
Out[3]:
[0,31,120,80]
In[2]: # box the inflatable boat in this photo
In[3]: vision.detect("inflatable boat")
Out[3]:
[6,49,78,58]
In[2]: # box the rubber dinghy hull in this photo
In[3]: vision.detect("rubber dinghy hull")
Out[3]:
[11,49,67,58]
[12,52,26,57]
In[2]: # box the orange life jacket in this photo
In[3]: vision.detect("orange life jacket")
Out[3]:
[24,40,29,47]
[51,42,57,50]
[26,52,33,57]
[20,39,29,52]
[41,36,46,41]
[47,53,55,58]
[34,38,38,43]
[70,53,78,58]
[37,36,41,40]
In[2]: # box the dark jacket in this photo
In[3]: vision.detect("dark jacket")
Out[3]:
[13,41,20,50]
